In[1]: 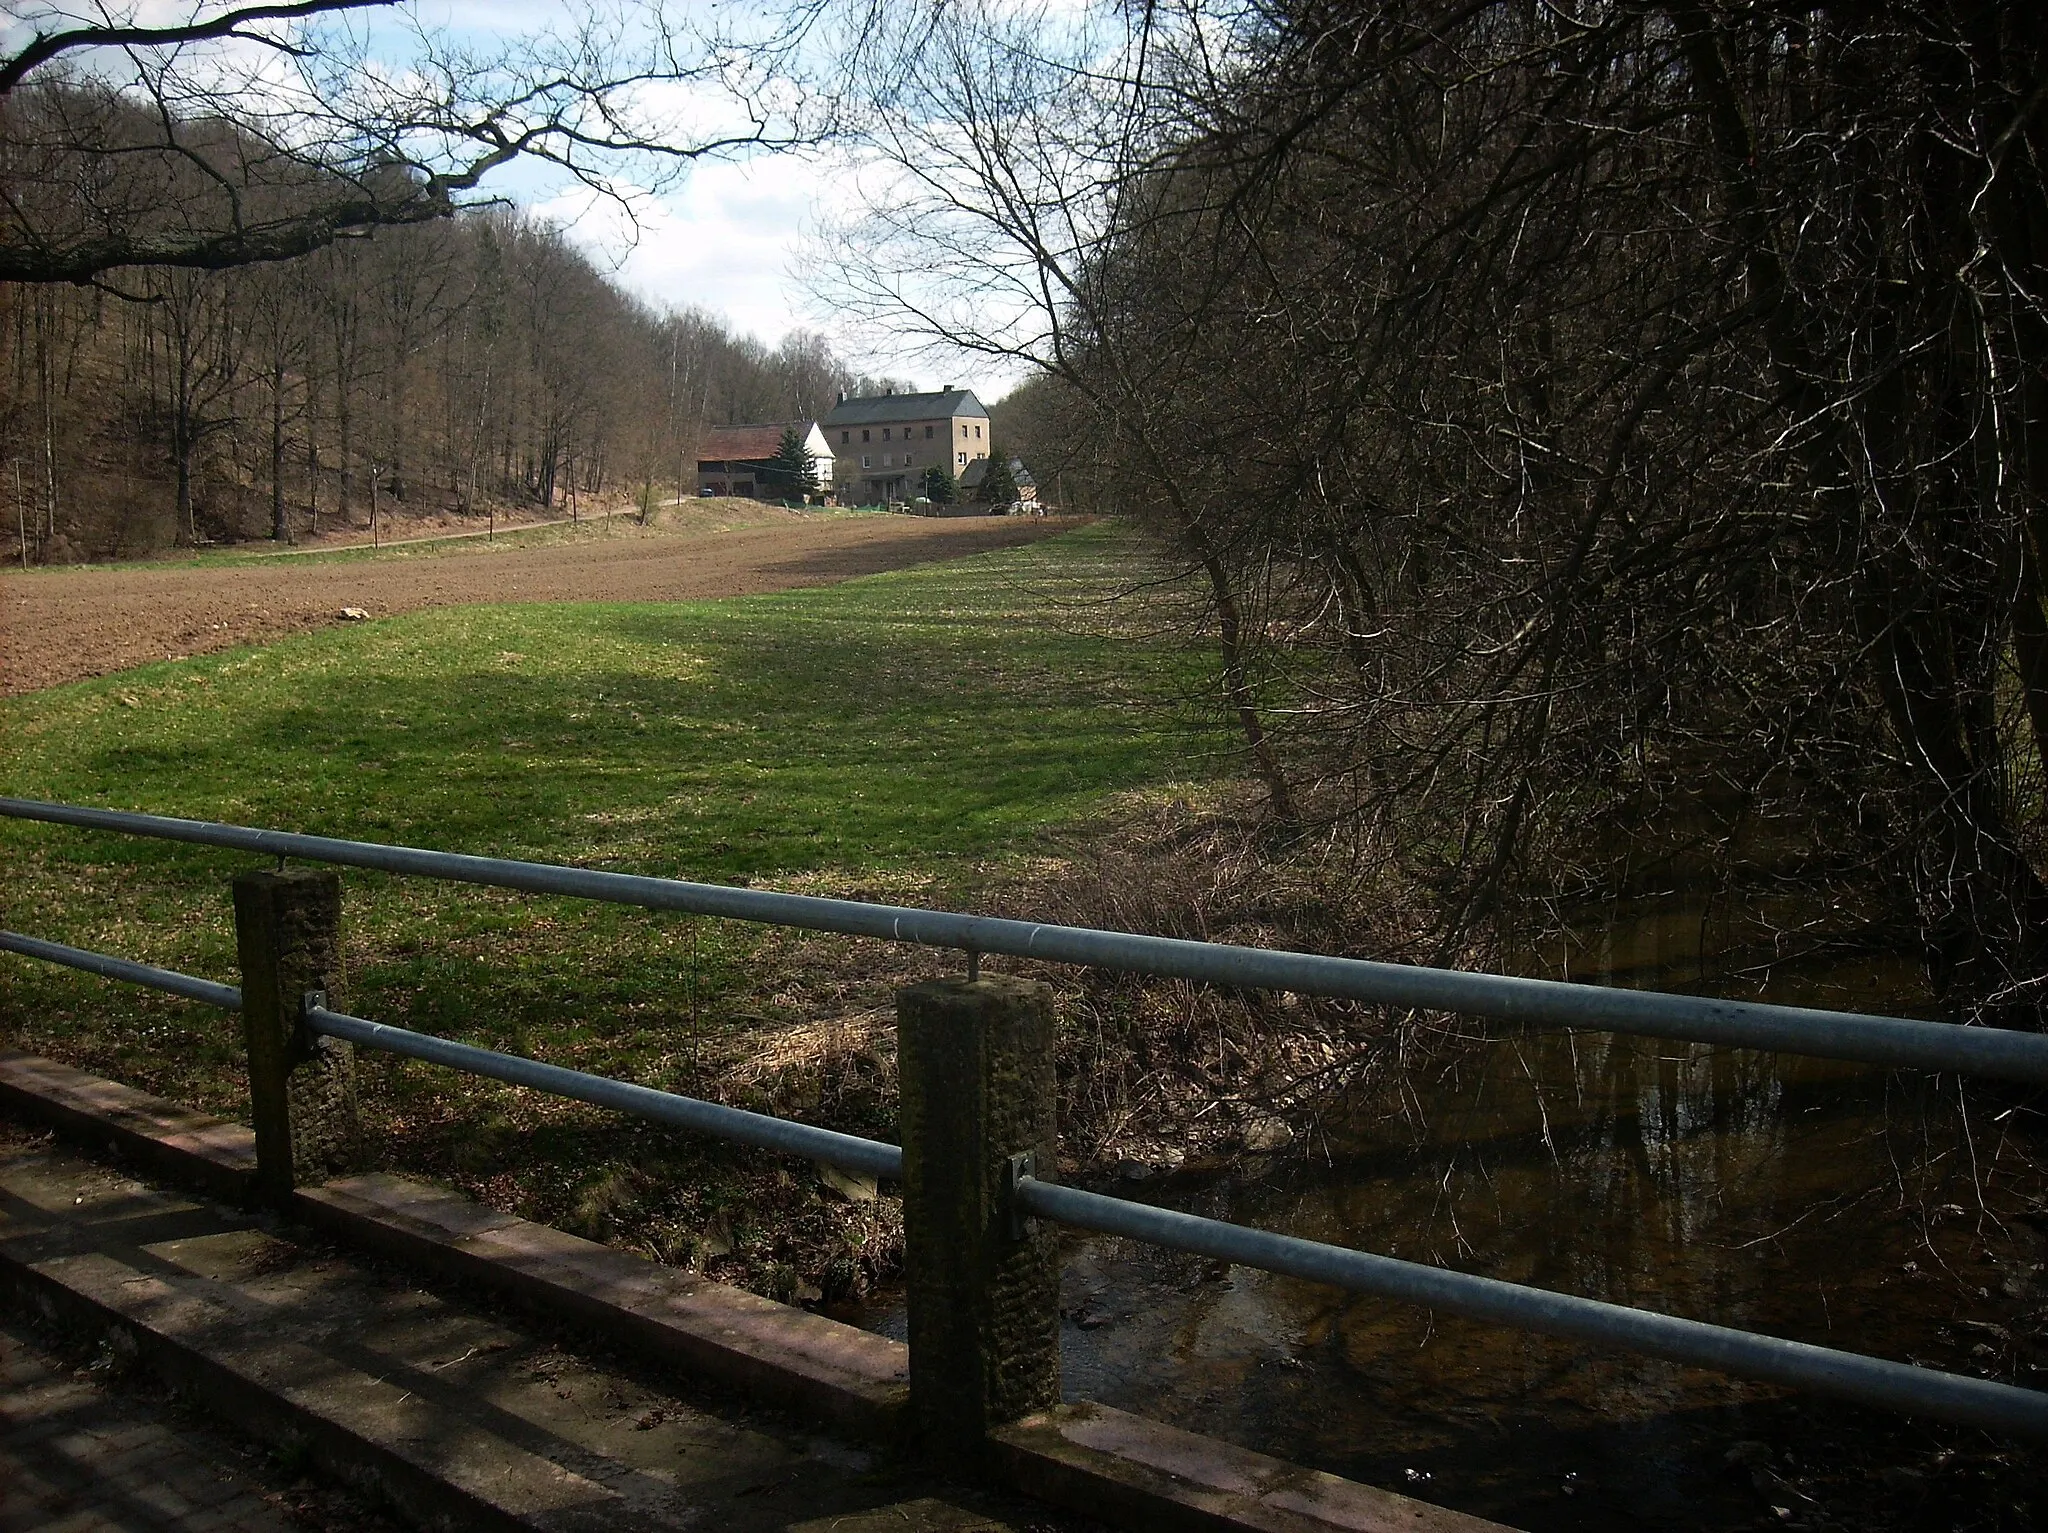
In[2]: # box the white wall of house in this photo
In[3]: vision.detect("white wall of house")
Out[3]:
[801,423,835,494]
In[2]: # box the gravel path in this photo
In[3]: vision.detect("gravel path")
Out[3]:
[1,513,1069,695]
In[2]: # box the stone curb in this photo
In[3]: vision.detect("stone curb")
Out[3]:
[0,1232,595,1533]
[0,1049,1520,1533]
[295,1172,911,1441]
[0,1049,258,1205]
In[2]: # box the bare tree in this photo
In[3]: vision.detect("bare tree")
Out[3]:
[247,261,312,539]
[0,1,832,284]
[829,0,2048,1018]
[150,268,245,541]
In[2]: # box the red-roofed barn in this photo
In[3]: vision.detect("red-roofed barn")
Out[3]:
[697,422,833,500]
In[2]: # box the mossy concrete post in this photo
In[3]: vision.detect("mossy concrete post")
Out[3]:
[898,975,1061,1459]
[232,868,356,1204]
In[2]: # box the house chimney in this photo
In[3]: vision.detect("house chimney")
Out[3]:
[885,386,894,395]
[943,384,954,392]
[837,389,846,404]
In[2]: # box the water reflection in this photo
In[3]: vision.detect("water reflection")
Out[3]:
[1058,1046,1931,1514]
[856,923,2047,1528]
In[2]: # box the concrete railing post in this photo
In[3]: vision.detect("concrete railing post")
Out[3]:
[897,975,1061,1458]
[232,868,357,1203]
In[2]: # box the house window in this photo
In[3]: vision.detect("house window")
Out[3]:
[957,451,967,464]
[960,424,967,437]
[883,453,892,467]
[924,425,933,438]
[883,427,892,440]
[841,430,849,444]
[975,425,982,438]
[904,451,913,465]
[863,429,871,442]
[862,454,871,468]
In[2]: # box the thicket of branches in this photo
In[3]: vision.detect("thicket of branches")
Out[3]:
[839,2,2048,1019]
[0,0,826,282]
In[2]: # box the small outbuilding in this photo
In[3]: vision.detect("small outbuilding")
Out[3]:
[958,456,1037,511]
[697,422,834,500]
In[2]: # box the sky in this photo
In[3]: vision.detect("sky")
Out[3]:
[3,1,1014,394]
[373,1,1025,396]
[530,154,864,369]
[529,148,1034,400]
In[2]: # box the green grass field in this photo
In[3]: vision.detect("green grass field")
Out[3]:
[0,522,1225,1295]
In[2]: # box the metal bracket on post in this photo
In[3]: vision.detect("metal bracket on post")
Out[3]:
[1005,1150,1038,1241]
[300,989,327,1043]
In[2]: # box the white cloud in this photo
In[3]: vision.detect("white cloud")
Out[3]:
[533,156,827,345]
[534,151,1031,398]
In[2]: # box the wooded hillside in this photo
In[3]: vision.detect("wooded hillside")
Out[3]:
[2,207,871,561]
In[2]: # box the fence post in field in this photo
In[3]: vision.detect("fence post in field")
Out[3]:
[232,868,356,1203]
[897,974,1061,1458]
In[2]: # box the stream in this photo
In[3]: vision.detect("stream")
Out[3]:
[849,898,2048,1528]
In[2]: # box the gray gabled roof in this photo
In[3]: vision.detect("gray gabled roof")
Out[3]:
[960,457,1032,491]
[822,389,988,427]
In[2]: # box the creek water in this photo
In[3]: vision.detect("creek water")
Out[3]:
[849,897,2048,1529]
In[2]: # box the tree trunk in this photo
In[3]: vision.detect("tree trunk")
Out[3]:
[270,356,288,542]
[174,434,195,545]
[35,294,57,552]
[333,332,356,523]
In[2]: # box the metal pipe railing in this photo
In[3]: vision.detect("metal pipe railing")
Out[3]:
[8,925,2048,1440]
[307,1000,2048,1441]
[6,797,2047,1083]
[305,1005,903,1181]
[0,929,242,1010]
[1016,1179,2048,1440]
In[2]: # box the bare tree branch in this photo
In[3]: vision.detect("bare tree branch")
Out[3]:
[0,1,396,95]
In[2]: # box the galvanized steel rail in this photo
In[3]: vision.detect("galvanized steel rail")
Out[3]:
[1013,1178,2048,1439]
[10,797,2048,1441]
[0,929,243,1011]
[6,796,2048,1082]
[305,1004,904,1182]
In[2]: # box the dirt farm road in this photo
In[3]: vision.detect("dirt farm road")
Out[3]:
[1,513,1074,695]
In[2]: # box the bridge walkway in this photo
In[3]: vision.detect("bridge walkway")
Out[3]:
[0,1122,1065,1533]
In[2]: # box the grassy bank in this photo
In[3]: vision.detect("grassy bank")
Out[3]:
[0,522,1228,1299]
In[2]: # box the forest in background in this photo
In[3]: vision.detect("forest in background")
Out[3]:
[1,194,885,561]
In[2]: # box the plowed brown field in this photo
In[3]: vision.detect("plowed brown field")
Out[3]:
[1,512,1072,695]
